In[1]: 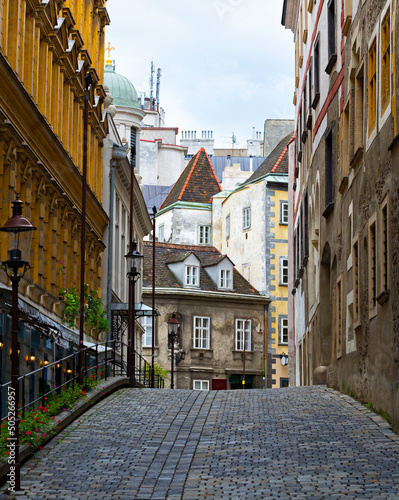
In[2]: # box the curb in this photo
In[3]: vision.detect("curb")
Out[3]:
[0,376,130,486]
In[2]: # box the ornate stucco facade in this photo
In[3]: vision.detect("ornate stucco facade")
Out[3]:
[0,0,110,383]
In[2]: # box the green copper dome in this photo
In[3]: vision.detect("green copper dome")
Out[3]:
[104,63,140,110]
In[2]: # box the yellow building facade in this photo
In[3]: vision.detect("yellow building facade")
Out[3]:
[0,0,109,340]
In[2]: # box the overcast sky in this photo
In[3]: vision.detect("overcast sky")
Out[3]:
[105,1,294,149]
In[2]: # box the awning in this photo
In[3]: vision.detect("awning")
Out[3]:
[0,286,79,346]
[111,302,160,317]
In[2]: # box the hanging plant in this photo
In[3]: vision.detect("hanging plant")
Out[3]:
[62,288,80,328]
[61,284,109,334]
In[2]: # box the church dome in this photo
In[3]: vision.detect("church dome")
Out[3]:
[104,63,140,110]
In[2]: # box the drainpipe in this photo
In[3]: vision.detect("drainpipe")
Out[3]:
[264,304,268,388]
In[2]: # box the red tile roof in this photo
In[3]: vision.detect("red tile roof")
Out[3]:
[160,148,222,210]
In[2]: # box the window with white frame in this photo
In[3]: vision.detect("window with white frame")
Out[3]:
[280,257,289,285]
[235,319,251,351]
[199,225,211,245]
[280,201,289,225]
[193,316,210,349]
[219,269,232,289]
[185,265,199,286]
[279,316,288,345]
[142,316,152,347]
[243,207,251,230]
[193,380,209,390]
[226,214,230,239]
[158,224,165,242]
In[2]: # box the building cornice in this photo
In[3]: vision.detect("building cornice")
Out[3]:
[143,287,270,304]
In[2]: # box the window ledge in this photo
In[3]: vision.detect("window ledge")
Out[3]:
[376,289,390,305]
[350,147,364,168]
[325,54,337,75]
[322,202,334,219]
[312,92,320,109]
[338,175,349,195]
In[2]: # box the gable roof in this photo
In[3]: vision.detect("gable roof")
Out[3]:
[143,242,259,296]
[160,148,222,210]
[243,131,294,185]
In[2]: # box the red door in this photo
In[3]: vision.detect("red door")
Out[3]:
[212,379,227,390]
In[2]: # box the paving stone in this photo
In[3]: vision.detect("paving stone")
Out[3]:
[1,387,399,499]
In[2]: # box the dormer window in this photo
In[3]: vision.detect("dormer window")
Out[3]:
[186,265,199,286]
[220,269,232,289]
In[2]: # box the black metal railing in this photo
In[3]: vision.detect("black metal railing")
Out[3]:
[0,339,164,420]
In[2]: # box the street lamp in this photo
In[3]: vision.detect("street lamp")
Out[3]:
[243,317,263,390]
[167,315,180,389]
[0,197,36,491]
[125,240,143,386]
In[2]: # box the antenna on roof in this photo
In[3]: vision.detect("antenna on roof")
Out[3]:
[156,68,162,112]
[150,60,155,110]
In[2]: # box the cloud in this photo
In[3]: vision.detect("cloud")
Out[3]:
[105,0,294,148]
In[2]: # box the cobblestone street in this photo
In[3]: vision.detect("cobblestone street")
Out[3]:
[2,386,399,499]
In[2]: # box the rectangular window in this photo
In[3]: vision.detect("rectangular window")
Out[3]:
[369,220,377,310]
[158,224,164,242]
[186,266,199,286]
[327,0,336,69]
[354,64,364,154]
[220,269,232,289]
[381,8,391,113]
[381,202,388,292]
[243,207,251,230]
[337,276,342,358]
[142,317,152,347]
[226,214,230,239]
[193,380,209,390]
[313,35,320,106]
[279,317,288,345]
[193,316,210,349]
[280,201,289,225]
[324,125,334,214]
[199,225,211,245]
[235,319,251,351]
[280,257,289,285]
[353,238,359,321]
[368,38,377,134]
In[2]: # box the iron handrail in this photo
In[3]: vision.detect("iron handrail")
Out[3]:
[0,339,164,420]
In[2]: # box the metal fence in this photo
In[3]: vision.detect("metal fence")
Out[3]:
[0,340,164,420]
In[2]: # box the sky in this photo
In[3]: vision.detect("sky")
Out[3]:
[105,0,295,149]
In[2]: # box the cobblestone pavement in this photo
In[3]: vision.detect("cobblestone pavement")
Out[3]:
[2,386,399,499]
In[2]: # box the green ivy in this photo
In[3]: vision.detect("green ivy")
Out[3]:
[61,284,109,333]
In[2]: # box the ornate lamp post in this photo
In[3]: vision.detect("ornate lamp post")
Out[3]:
[125,241,143,386]
[0,197,36,491]
[167,315,180,389]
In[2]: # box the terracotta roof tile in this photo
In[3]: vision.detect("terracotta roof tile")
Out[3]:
[160,148,222,210]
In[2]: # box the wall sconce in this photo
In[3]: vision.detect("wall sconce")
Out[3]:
[0,336,4,349]
[26,353,35,366]
[40,357,49,367]
[9,344,21,360]
[56,362,62,369]
[280,353,289,366]
[66,368,73,375]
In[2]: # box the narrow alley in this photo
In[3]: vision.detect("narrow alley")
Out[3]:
[2,387,399,499]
